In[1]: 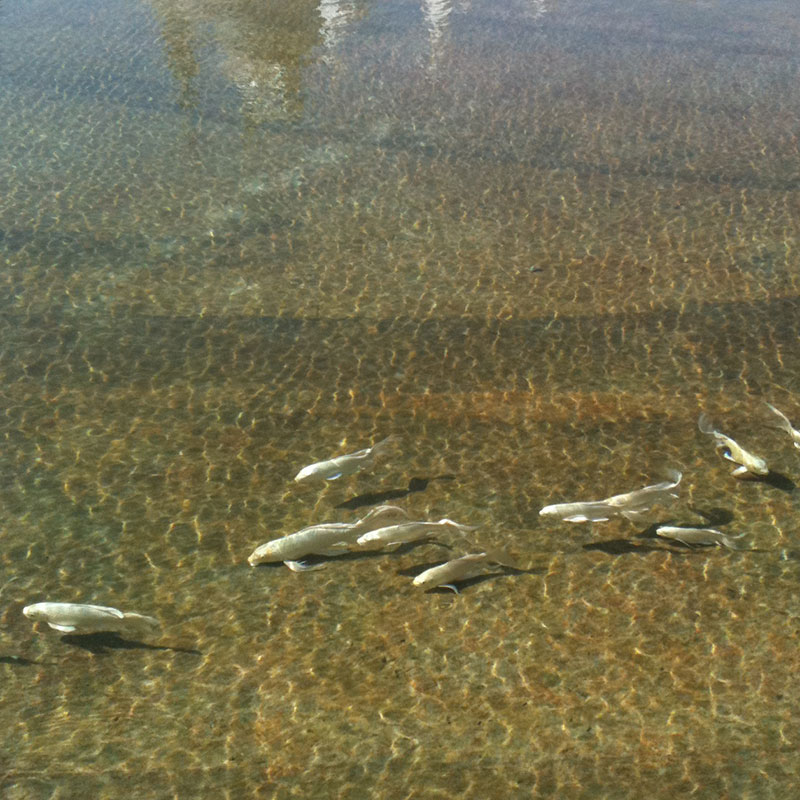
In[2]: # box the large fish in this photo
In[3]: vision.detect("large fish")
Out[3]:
[412,550,516,593]
[539,470,682,523]
[698,413,768,477]
[23,602,160,636]
[655,525,745,550]
[248,504,409,569]
[355,518,477,549]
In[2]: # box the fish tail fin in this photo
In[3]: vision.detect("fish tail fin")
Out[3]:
[371,435,401,456]
[765,402,793,433]
[620,507,661,524]
[664,469,682,486]
[441,519,480,533]
[697,413,716,435]
[720,535,743,551]
[721,531,747,550]
[120,612,160,636]
[484,547,520,569]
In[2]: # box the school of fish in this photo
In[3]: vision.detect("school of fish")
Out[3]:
[10,404,800,641]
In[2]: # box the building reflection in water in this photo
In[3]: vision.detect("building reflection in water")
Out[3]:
[148,0,548,120]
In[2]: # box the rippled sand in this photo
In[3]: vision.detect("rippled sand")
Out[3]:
[2,0,800,797]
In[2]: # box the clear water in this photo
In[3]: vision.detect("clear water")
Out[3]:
[2,0,800,796]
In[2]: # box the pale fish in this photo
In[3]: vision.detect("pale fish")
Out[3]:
[412,550,514,593]
[765,402,800,449]
[293,435,399,482]
[355,518,477,549]
[698,413,768,477]
[602,469,683,523]
[539,470,682,524]
[655,525,745,550]
[538,500,619,523]
[23,602,160,636]
[247,504,410,568]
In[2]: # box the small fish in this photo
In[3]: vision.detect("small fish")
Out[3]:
[538,500,619,523]
[412,550,513,593]
[765,402,800,449]
[698,413,768,477]
[539,471,681,524]
[23,602,160,636]
[248,504,409,568]
[294,435,399,482]
[655,525,745,550]
[355,518,477,549]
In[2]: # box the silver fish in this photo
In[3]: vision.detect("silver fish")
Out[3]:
[655,525,745,550]
[538,500,619,523]
[602,470,683,523]
[355,518,477,549]
[23,602,160,636]
[765,402,800,449]
[412,550,514,593]
[698,413,768,477]
[247,504,409,568]
[294,435,399,482]
[539,470,682,524]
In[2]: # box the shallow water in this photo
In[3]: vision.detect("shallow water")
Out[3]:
[2,0,800,797]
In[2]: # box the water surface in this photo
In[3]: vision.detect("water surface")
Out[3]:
[2,0,800,797]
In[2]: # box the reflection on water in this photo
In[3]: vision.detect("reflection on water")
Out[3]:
[2,0,800,796]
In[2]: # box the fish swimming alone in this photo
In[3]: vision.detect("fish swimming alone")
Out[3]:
[655,525,745,550]
[248,504,410,569]
[412,551,514,593]
[765,402,800,450]
[539,470,682,524]
[355,518,477,549]
[698,413,768,477]
[293,435,399,482]
[23,602,160,636]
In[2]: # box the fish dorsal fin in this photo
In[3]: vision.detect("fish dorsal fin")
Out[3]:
[94,606,125,619]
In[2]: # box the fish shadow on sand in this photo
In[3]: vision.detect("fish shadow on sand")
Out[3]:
[757,471,796,493]
[688,506,736,526]
[336,476,456,511]
[0,654,37,666]
[60,632,201,656]
[583,538,667,556]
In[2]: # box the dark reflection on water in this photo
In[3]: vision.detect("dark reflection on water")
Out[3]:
[2,0,800,797]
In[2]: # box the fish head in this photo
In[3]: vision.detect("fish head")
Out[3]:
[749,455,769,476]
[293,465,317,482]
[247,542,278,566]
[412,571,436,589]
[22,604,47,622]
[538,505,559,518]
[354,530,382,547]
